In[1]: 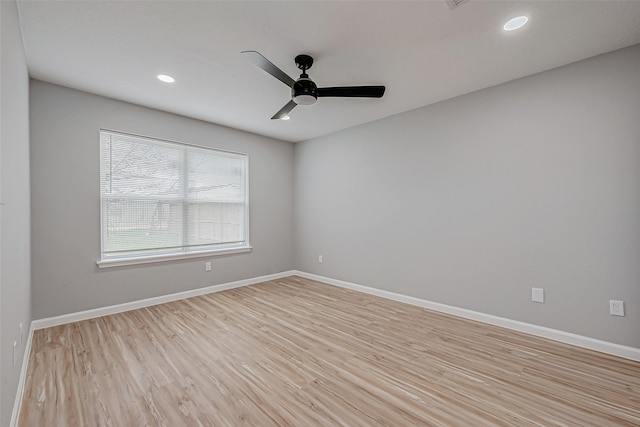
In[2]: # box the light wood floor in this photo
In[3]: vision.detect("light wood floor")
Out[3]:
[19,276,640,426]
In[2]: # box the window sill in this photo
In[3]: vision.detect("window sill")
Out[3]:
[96,246,252,269]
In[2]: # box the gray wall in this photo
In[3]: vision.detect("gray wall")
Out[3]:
[294,44,640,348]
[1,0,32,424]
[30,80,294,319]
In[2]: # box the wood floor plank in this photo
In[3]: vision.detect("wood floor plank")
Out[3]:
[19,276,640,426]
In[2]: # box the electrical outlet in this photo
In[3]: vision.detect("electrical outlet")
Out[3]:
[318,254,323,263]
[205,261,212,272]
[531,287,544,303]
[610,300,624,316]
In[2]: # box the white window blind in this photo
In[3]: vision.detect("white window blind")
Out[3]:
[99,130,248,261]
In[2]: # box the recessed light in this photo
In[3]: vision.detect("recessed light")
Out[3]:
[157,74,175,83]
[503,16,528,32]
[281,115,290,120]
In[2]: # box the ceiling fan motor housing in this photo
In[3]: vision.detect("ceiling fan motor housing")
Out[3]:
[292,78,317,105]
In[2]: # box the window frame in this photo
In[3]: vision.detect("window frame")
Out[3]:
[96,129,251,268]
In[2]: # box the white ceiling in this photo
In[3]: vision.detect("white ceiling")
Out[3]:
[16,1,640,143]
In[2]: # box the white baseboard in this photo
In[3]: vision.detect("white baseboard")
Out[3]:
[32,270,296,330]
[292,271,640,362]
[10,322,34,427]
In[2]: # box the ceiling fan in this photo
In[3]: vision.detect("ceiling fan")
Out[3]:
[241,51,386,120]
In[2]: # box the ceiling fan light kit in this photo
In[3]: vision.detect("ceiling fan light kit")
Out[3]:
[241,50,385,120]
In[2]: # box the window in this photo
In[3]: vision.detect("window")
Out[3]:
[98,130,249,267]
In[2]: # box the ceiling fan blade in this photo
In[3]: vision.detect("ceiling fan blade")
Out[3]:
[271,99,297,120]
[316,86,386,98]
[241,50,296,88]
